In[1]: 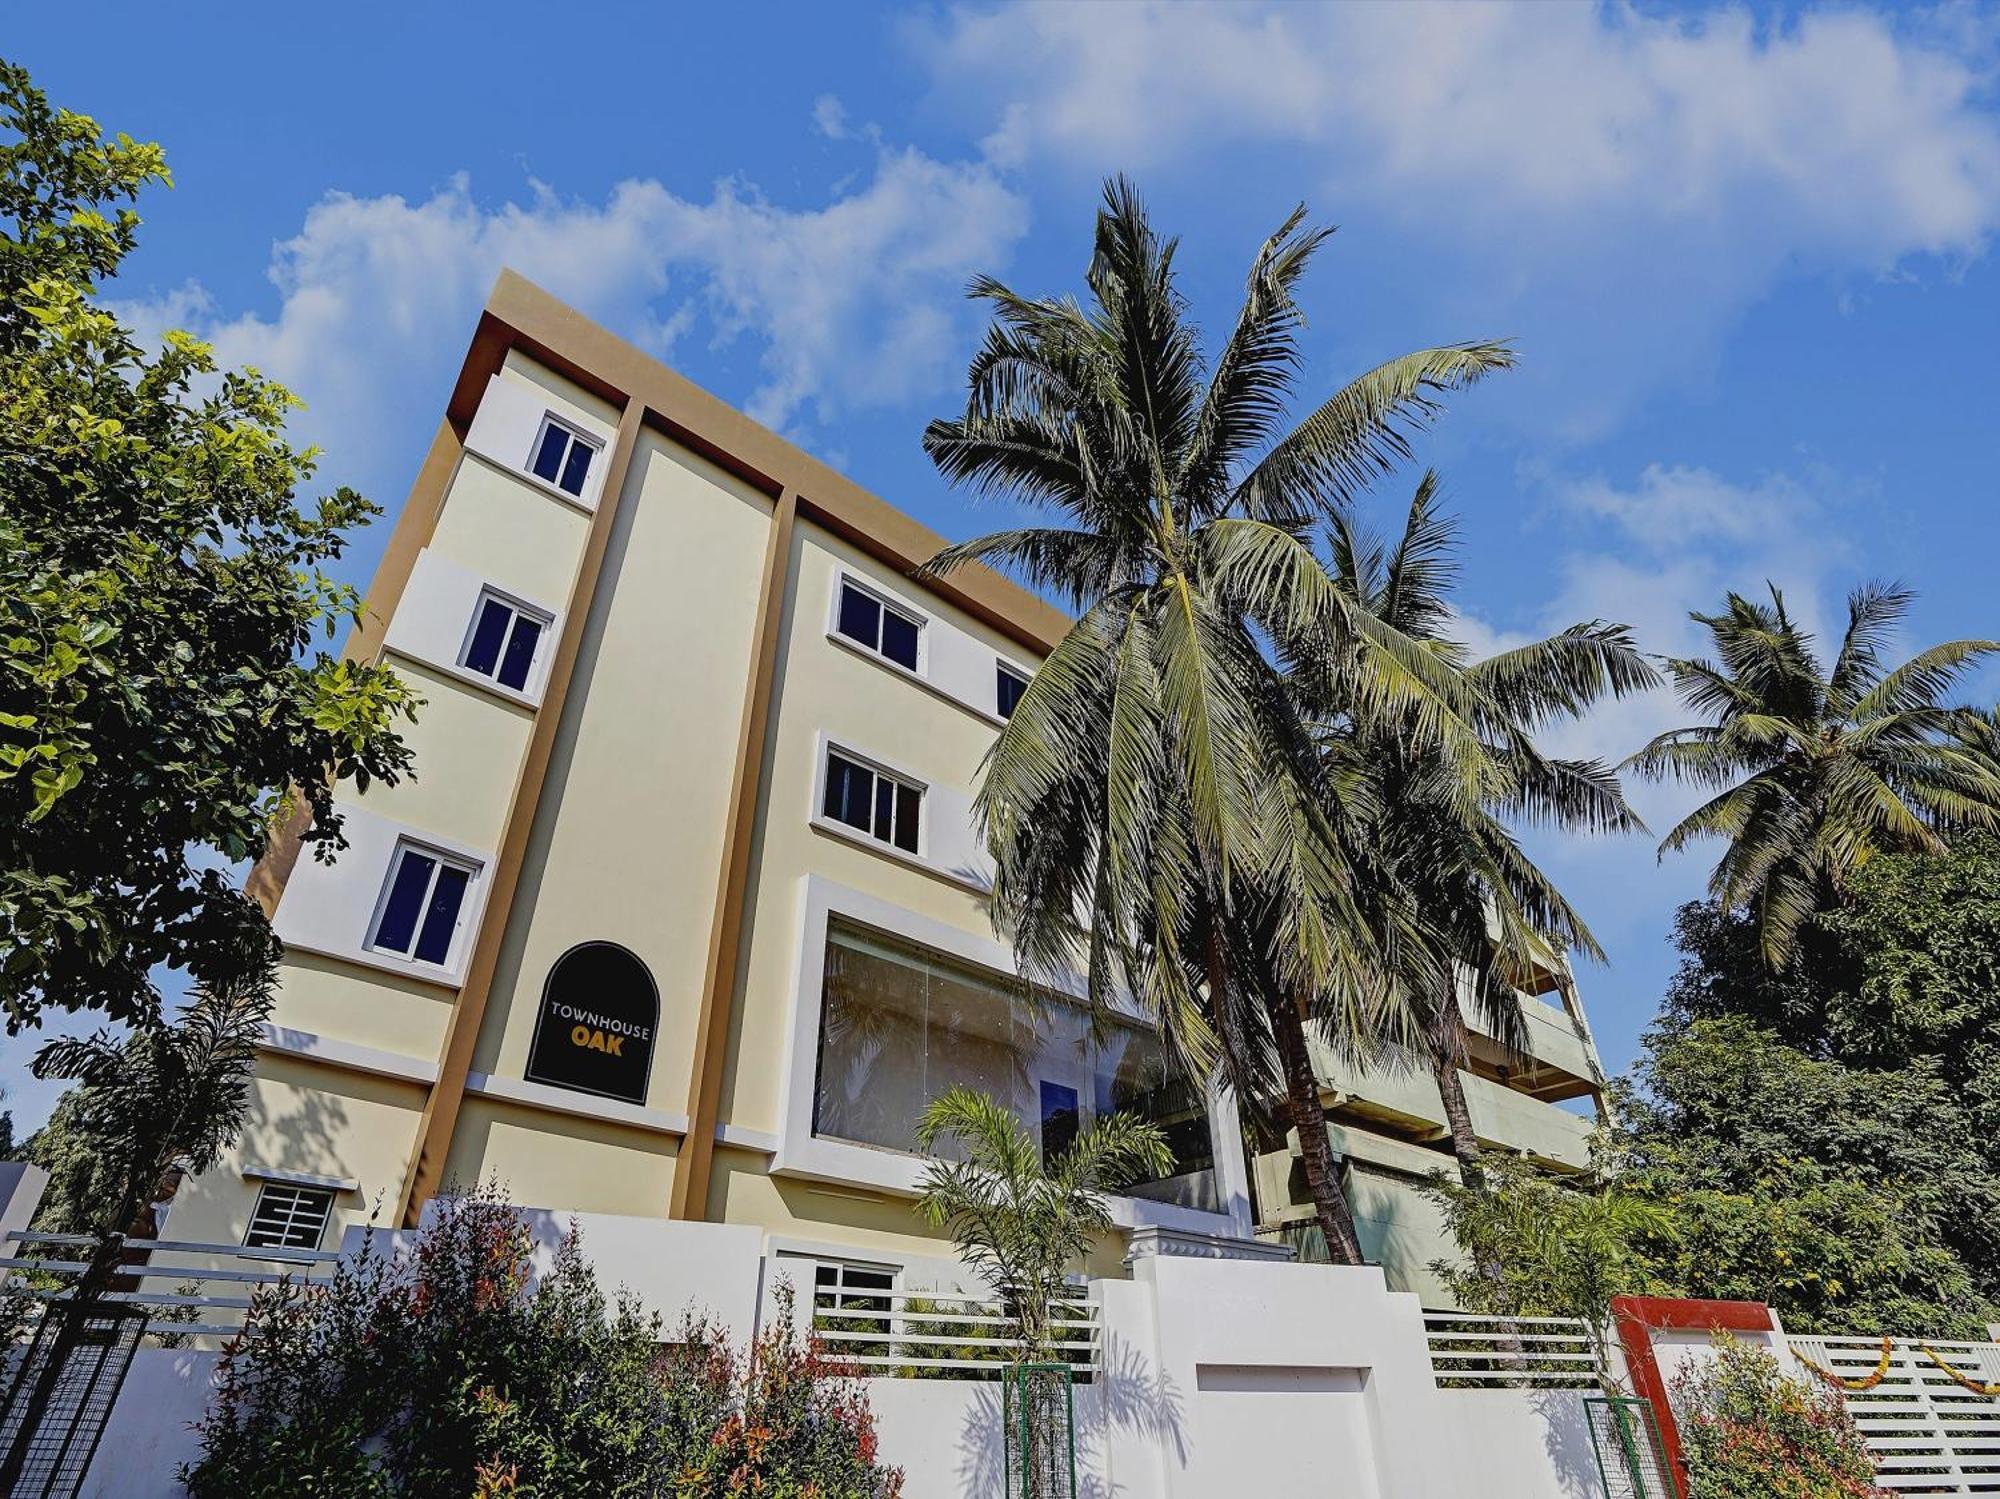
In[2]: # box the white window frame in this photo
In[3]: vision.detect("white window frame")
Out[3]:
[814,741,927,860]
[455,585,555,699]
[243,1180,336,1250]
[526,412,602,501]
[365,838,481,971]
[829,573,928,676]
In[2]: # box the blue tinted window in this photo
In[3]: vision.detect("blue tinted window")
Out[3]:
[836,584,880,649]
[413,864,470,964]
[531,424,568,485]
[498,613,542,691]
[558,438,592,496]
[373,851,437,955]
[894,783,921,854]
[1040,1081,1080,1165]
[463,598,511,678]
[880,609,920,670]
[823,753,872,832]
[997,665,1028,720]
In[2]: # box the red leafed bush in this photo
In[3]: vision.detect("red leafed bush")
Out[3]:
[184,1186,902,1498]
[1674,1335,1884,1499]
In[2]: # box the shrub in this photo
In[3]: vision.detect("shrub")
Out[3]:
[185,1188,902,1498]
[1674,1335,1883,1499]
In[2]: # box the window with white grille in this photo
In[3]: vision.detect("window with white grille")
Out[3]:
[244,1182,335,1250]
[527,415,599,499]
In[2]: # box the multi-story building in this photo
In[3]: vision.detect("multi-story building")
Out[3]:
[172,273,1609,1303]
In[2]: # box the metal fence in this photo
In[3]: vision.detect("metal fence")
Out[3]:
[1423,1310,1603,1389]
[810,1286,1099,1379]
[1788,1334,2000,1493]
[1,1230,339,1343]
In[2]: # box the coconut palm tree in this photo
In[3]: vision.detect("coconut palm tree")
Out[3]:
[922,178,1512,1262]
[1628,583,2000,967]
[1318,476,1654,1184]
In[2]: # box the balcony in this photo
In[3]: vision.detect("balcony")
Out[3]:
[1307,1038,1597,1171]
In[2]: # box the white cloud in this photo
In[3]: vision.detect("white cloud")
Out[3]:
[917,1,2000,435]
[111,144,1029,495]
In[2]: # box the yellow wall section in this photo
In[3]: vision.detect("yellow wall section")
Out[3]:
[167,1058,428,1247]
[429,456,592,608]
[267,950,456,1062]
[359,660,534,852]
[441,1098,677,1216]
[721,522,1040,1136]
[468,432,773,1109]
[501,347,619,431]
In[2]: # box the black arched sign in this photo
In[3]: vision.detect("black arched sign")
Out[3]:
[525,942,658,1105]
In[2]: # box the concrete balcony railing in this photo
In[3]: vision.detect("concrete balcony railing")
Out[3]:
[1469,990,1601,1092]
[1308,1040,1597,1172]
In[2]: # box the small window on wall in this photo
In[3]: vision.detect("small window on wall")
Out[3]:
[529,415,599,498]
[460,590,549,693]
[244,1182,335,1250]
[835,578,922,671]
[823,748,922,855]
[368,842,476,967]
[996,663,1030,720]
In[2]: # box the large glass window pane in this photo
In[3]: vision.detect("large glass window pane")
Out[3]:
[372,851,435,955]
[413,863,470,965]
[531,424,568,485]
[497,613,542,691]
[463,597,511,678]
[836,584,880,650]
[879,608,920,670]
[811,921,1220,1213]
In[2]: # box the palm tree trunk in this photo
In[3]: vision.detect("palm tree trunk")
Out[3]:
[1266,986,1365,1265]
[1431,1044,1485,1189]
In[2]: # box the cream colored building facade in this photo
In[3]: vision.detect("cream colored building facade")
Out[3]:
[172,274,1610,1302]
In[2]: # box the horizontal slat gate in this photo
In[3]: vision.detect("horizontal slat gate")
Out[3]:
[1789,1335,2000,1493]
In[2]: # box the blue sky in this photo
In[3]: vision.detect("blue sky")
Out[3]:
[6,1,2000,1131]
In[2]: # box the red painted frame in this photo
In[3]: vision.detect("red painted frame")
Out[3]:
[1610,1295,1777,1491]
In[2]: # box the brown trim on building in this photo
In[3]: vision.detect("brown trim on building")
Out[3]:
[668,489,800,1222]
[246,416,465,921]
[395,398,647,1225]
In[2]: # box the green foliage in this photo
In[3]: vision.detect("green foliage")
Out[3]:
[0,58,419,1030]
[1618,1013,2000,1335]
[1627,583,2000,967]
[1318,478,1651,1172]
[1426,1153,1674,1343]
[186,1188,903,1499]
[916,1086,1171,1358]
[1675,1336,1883,1499]
[26,975,270,1247]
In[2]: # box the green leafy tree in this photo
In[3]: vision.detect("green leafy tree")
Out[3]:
[1622,1014,1998,1335]
[1628,583,2000,967]
[923,177,1510,1261]
[1319,476,1651,1183]
[0,59,419,1031]
[915,1086,1172,1359]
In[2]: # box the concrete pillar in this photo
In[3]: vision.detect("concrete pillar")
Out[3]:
[0,1161,49,1249]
